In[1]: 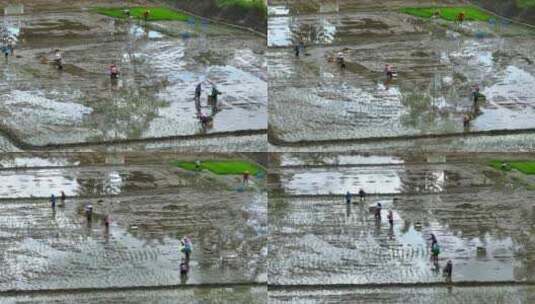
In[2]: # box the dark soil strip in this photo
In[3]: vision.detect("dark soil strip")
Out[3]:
[0,125,266,151]
[0,282,266,297]
[268,280,535,291]
[269,127,535,147]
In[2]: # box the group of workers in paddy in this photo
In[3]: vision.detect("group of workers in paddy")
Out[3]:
[345,189,453,282]
[49,191,194,278]
[293,9,484,129]
[3,8,223,129]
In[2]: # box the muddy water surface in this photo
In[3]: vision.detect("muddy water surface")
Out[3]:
[0,190,266,291]
[0,11,266,148]
[268,1,535,144]
[269,190,535,285]
[0,165,196,198]
[269,155,535,286]
[277,163,493,195]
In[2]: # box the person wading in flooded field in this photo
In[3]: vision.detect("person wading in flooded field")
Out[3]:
[346,191,352,204]
[456,11,466,25]
[359,189,366,202]
[50,194,56,209]
[180,257,189,275]
[54,49,63,70]
[443,260,453,282]
[109,64,120,80]
[85,204,93,222]
[429,233,438,247]
[428,233,439,261]
[385,64,396,80]
[374,202,382,220]
[8,41,14,57]
[336,52,346,69]
[180,236,192,263]
[472,85,481,113]
[209,84,222,114]
[143,10,150,22]
[194,83,202,114]
[243,170,250,185]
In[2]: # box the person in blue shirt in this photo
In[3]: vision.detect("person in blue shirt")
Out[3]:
[50,194,56,209]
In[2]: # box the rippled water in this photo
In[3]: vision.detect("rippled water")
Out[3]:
[0,165,190,198]
[0,188,267,291]
[268,3,535,144]
[278,154,405,167]
[277,162,491,195]
[0,11,266,148]
[269,155,535,286]
[269,191,534,285]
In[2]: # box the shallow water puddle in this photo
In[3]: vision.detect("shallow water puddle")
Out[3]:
[0,156,78,168]
[268,5,290,17]
[0,169,126,198]
[130,24,165,39]
[277,164,471,195]
[279,154,405,167]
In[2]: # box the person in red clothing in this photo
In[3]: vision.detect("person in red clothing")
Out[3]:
[109,64,119,79]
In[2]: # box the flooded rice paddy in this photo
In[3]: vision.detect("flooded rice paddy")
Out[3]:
[269,153,535,287]
[0,165,199,198]
[268,0,535,146]
[0,155,267,297]
[0,9,266,150]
